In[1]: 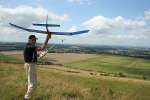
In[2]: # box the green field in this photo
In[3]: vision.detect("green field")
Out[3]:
[65,54,150,80]
[0,53,150,100]
[0,53,23,64]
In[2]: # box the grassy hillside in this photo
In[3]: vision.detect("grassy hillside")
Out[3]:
[0,63,150,100]
[0,53,150,99]
[0,53,23,64]
[64,54,150,80]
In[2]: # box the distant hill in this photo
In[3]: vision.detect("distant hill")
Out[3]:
[0,42,150,59]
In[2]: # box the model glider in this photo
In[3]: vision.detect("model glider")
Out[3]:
[9,17,89,36]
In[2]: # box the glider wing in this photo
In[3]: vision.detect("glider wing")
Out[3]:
[9,23,89,35]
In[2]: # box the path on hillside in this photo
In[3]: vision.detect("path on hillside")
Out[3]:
[38,64,150,85]
[1,51,150,85]
[1,62,150,85]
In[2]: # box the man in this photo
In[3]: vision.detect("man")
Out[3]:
[24,33,51,100]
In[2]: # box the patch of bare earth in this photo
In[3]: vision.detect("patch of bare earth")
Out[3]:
[0,50,23,60]
[45,53,98,63]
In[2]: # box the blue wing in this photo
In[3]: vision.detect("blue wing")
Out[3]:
[9,23,89,35]
[52,30,90,35]
[32,23,60,27]
[9,23,47,34]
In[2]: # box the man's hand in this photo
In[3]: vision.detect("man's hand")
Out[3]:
[37,25,52,51]
[46,24,52,38]
[37,32,51,51]
[47,31,52,39]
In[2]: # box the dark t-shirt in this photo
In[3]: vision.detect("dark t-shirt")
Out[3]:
[24,43,37,63]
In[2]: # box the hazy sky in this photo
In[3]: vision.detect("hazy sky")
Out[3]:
[0,0,150,47]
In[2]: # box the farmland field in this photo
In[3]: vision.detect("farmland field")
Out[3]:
[0,51,150,100]
[64,54,150,80]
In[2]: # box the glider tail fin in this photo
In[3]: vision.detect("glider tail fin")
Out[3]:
[46,15,52,38]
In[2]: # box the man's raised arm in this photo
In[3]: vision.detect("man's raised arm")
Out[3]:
[37,34,51,51]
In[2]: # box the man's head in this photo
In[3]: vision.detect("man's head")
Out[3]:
[28,35,37,45]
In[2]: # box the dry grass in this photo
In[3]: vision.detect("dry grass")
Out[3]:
[45,53,98,63]
[0,52,150,99]
[0,63,150,100]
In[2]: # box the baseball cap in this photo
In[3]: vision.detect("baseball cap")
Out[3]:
[28,35,38,40]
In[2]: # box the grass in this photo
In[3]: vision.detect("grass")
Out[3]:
[1,53,150,99]
[0,53,49,65]
[0,53,23,64]
[64,54,150,80]
[0,63,150,100]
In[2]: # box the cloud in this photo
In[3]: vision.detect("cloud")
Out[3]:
[144,9,150,20]
[0,5,69,26]
[52,9,150,47]
[0,5,69,42]
[67,0,92,5]
[0,4,150,47]
[67,26,78,32]
[83,16,146,34]
[81,10,150,47]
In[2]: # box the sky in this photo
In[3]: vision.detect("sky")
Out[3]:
[0,0,150,47]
